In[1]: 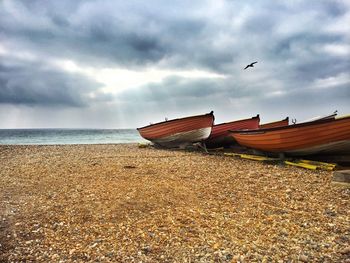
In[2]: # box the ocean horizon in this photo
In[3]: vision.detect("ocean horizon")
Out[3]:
[0,128,146,145]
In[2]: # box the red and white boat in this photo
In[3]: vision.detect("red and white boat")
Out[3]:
[137,111,215,148]
[231,115,350,156]
[205,115,260,148]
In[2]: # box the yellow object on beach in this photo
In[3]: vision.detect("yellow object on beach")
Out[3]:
[224,153,241,157]
[224,153,279,162]
[138,142,151,148]
[284,161,317,170]
[240,154,275,161]
[285,160,336,171]
[298,159,337,171]
[224,153,337,171]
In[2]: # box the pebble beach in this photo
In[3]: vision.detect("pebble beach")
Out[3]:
[0,144,349,262]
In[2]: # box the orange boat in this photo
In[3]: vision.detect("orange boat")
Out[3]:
[231,116,350,156]
[205,115,260,148]
[259,117,289,129]
[137,111,214,148]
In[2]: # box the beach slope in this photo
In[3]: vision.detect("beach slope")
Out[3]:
[0,144,349,262]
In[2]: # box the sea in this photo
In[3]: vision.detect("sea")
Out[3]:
[0,129,146,145]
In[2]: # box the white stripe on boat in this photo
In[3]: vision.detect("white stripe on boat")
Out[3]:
[152,127,212,147]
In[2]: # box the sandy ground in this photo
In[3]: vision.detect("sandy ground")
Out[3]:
[0,144,349,262]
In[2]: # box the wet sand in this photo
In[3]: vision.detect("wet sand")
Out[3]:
[0,144,349,262]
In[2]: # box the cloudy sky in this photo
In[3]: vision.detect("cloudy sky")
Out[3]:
[1,0,349,128]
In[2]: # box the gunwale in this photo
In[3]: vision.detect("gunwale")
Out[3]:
[137,111,214,130]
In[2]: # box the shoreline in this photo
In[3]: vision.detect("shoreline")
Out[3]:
[1,144,349,262]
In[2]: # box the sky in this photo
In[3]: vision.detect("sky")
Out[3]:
[0,0,349,128]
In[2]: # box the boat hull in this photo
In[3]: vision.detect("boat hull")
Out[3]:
[232,116,350,156]
[286,140,350,155]
[137,112,214,148]
[152,127,212,148]
[205,115,260,148]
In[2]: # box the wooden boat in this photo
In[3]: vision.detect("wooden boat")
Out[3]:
[137,111,215,148]
[230,115,350,156]
[205,115,260,148]
[299,111,337,123]
[259,117,289,129]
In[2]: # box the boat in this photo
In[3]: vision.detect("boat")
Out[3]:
[205,115,260,148]
[230,115,350,156]
[296,111,337,124]
[259,117,289,129]
[137,111,215,148]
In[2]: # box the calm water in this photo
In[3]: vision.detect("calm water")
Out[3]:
[0,129,146,145]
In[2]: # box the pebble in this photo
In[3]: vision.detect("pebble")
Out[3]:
[299,254,308,262]
[1,144,348,262]
[340,246,350,254]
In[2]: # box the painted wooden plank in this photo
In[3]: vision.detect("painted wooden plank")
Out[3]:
[224,153,279,162]
[299,159,337,171]
[285,161,317,170]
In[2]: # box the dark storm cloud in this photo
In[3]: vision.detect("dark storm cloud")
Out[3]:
[118,75,267,105]
[0,0,170,66]
[0,0,349,128]
[293,57,349,83]
[118,77,221,102]
[1,0,349,73]
[0,57,105,106]
[253,82,350,123]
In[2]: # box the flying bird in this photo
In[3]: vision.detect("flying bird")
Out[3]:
[244,61,258,70]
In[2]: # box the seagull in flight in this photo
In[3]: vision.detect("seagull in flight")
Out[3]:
[244,61,258,70]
